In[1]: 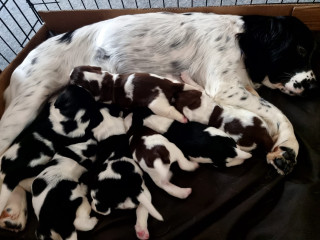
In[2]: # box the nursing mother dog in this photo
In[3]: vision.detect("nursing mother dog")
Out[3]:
[0,11,317,231]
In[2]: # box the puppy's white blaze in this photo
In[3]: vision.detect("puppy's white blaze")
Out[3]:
[98,163,121,181]
[2,143,20,160]
[28,153,51,168]
[83,71,103,85]
[204,126,230,138]
[112,73,119,81]
[188,156,212,163]
[124,74,135,101]
[235,147,252,160]
[137,192,163,221]
[124,113,133,132]
[93,108,125,141]
[143,115,173,134]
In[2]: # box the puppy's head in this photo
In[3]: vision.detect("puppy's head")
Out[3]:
[90,159,142,215]
[241,16,318,97]
[54,85,102,128]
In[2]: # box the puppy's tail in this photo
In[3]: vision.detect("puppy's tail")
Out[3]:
[137,192,163,221]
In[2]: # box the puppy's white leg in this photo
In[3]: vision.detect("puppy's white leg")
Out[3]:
[74,195,98,231]
[0,186,27,232]
[216,82,298,175]
[135,203,150,240]
[66,231,77,240]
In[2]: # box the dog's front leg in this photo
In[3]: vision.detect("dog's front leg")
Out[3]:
[215,82,298,175]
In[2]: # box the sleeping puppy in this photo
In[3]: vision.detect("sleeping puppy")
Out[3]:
[132,108,252,168]
[124,111,200,199]
[172,82,286,173]
[32,139,98,240]
[89,103,162,240]
[0,85,102,232]
[174,77,274,153]
[70,65,191,123]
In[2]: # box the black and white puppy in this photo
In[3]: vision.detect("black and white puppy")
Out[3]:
[0,85,102,232]
[89,103,162,240]
[32,139,98,240]
[132,108,252,168]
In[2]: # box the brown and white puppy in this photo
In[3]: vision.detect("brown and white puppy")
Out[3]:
[124,112,199,200]
[89,103,162,240]
[69,65,192,123]
[177,73,274,153]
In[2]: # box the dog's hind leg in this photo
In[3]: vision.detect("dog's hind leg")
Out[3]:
[149,161,192,199]
[0,186,27,232]
[215,82,298,175]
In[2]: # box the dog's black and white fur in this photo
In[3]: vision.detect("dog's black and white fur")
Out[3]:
[32,139,98,240]
[130,108,252,168]
[0,85,102,232]
[89,103,162,240]
[0,12,317,231]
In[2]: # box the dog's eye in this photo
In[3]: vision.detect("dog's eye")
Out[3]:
[297,46,307,57]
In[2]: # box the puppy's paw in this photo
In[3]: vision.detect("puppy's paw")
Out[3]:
[0,206,27,232]
[135,224,150,240]
[267,146,297,175]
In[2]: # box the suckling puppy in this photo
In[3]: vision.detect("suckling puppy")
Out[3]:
[70,65,192,124]
[173,83,274,153]
[89,103,162,240]
[134,108,252,168]
[0,85,102,231]
[32,148,98,240]
[124,113,199,200]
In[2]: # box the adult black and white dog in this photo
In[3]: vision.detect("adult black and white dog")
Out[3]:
[0,12,317,231]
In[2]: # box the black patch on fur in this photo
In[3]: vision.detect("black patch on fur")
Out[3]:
[58,30,75,44]
[183,13,193,15]
[32,178,48,197]
[215,35,223,42]
[31,58,37,65]
[164,121,237,167]
[4,221,22,230]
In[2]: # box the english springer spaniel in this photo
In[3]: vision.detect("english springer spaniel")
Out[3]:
[0,12,317,232]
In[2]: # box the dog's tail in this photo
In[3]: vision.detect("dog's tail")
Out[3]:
[137,192,163,221]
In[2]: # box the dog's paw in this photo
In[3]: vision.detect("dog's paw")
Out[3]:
[0,206,27,232]
[267,146,297,175]
[135,224,150,240]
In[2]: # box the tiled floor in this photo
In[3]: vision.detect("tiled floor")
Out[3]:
[1,0,319,70]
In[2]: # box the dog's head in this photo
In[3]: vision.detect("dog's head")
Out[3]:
[240,16,318,97]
